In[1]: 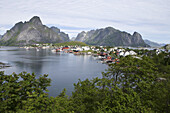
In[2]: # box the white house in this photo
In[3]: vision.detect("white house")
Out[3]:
[82,46,90,51]
[119,51,125,56]
[74,47,83,51]
[124,51,130,56]
[129,51,137,55]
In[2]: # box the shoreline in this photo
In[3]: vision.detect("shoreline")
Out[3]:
[0,62,11,69]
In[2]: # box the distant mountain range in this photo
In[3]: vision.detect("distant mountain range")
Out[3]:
[0,16,69,46]
[0,16,155,47]
[74,27,148,47]
[144,39,165,47]
[70,37,76,41]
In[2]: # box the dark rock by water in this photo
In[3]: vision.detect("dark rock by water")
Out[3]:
[0,62,11,69]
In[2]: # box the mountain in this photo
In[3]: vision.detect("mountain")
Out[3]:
[159,43,166,47]
[0,16,70,46]
[144,39,161,47]
[75,27,148,47]
[0,35,2,39]
[70,37,76,41]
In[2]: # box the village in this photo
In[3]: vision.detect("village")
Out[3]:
[22,43,168,65]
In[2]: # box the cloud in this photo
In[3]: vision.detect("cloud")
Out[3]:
[0,25,13,35]
[0,0,170,43]
[0,27,7,35]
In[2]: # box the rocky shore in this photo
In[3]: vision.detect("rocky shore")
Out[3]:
[0,62,11,69]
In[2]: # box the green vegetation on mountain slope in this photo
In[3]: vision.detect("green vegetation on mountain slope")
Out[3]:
[54,41,88,46]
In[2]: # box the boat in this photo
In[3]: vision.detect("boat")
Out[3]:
[56,48,62,52]
[36,48,40,51]
[51,49,56,52]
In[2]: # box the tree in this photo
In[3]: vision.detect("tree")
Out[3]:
[102,55,169,112]
[0,71,51,112]
[151,52,170,112]
[71,56,169,112]
[0,54,169,112]
[0,71,75,112]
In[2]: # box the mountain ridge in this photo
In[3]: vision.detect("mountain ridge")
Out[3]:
[144,39,161,47]
[0,16,70,46]
[0,16,150,47]
[75,27,148,47]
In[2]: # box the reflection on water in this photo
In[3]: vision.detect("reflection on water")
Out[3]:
[0,47,107,96]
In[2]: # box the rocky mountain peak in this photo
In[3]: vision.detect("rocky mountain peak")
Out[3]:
[0,16,70,45]
[29,16,42,26]
[75,27,148,47]
[12,22,24,31]
[50,26,60,33]
[105,27,115,30]
[81,31,86,34]
[133,32,141,37]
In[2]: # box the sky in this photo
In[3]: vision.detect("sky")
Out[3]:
[0,0,170,43]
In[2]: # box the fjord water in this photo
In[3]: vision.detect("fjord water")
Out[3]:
[0,47,107,96]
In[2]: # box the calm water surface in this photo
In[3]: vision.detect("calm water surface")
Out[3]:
[0,47,107,96]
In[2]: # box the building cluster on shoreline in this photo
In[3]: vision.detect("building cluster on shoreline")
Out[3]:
[21,43,169,65]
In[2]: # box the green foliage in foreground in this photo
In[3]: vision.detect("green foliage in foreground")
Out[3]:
[54,41,88,46]
[0,54,169,113]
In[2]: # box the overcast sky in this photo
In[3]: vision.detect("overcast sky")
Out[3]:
[0,0,170,43]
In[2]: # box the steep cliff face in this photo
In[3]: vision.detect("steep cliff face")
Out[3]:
[75,27,148,47]
[75,31,87,42]
[0,16,70,45]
